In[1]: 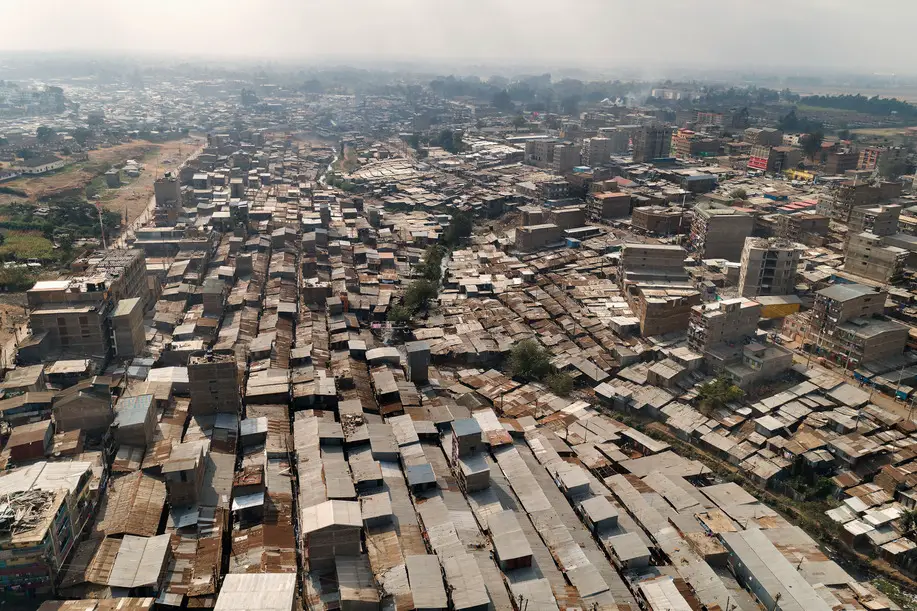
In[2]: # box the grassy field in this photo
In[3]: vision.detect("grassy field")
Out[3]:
[0,231,55,260]
[850,126,917,136]
[796,103,861,115]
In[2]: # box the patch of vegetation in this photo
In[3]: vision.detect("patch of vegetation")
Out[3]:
[801,94,917,119]
[427,129,464,154]
[874,578,917,611]
[0,266,38,292]
[878,157,909,180]
[728,188,747,200]
[0,199,120,240]
[386,304,413,327]
[0,232,55,261]
[85,174,108,199]
[508,339,553,382]
[415,245,446,283]
[443,210,472,246]
[784,474,835,500]
[800,131,825,160]
[546,372,574,397]
[777,109,824,133]
[697,375,744,416]
[403,279,439,312]
[0,186,28,197]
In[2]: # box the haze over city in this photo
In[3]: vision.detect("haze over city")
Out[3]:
[1,5,917,611]
[2,0,916,74]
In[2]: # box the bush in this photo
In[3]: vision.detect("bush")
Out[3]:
[546,372,574,396]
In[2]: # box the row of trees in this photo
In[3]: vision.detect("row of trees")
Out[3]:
[801,94,917,119]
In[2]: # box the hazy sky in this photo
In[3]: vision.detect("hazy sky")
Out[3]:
[0,0,913,73]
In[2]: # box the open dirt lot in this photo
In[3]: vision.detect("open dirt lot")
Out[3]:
[0,293,28,360]
[96,136,204,226]
[0,137,204,218]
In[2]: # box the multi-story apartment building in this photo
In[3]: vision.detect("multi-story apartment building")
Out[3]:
[631,206,685,235]
[0,461,97,592]
[747,145,802,174]
[596,126,633,154]
[859,146,906,171]
[811,284,886,329]
[690,203,755,261]
[188,350,242,415]
[847,204,901,237]
[825,151,859,175]
[807,284,907,365]
[688,298,762,355]
[25,249,148,361]
[738,237,800,298]
[632,125,673,163]
[844,232,908,284]
[774,212,830,246]
[744,127,784,147]
[552,144,581,173]
[582,137,612,167]
[672,129,721,159]
[523,139,557,168]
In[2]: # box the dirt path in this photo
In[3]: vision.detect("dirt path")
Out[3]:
[97,136,204,226]
[0,137,203,210]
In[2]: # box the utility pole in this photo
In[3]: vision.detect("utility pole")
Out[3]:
[97,201,107,250]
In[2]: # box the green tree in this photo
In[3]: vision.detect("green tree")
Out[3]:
[56,231,74,251]
[512,115,527,131]
[36,126,53,143]
[443,211,472,246]
[801,131,825,160]
[901,508,917,534]
[697,375,744,416]
[450,130,464,154]
[416,245,445,283]
[403,279,438,312]
[72,128,92,145]
[729,188,747,200]
[508,339,553,382]
[836,129,851,140]
[546,372,574,397]
[492,89,514,112]
[387,304,413,326]
[878,157,908,180]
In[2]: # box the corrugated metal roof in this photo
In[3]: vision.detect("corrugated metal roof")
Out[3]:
[406,554,447,610]
[108,534,171,589]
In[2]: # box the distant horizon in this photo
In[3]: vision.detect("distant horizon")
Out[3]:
[0,50,915,90]
[2,0,917,78]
